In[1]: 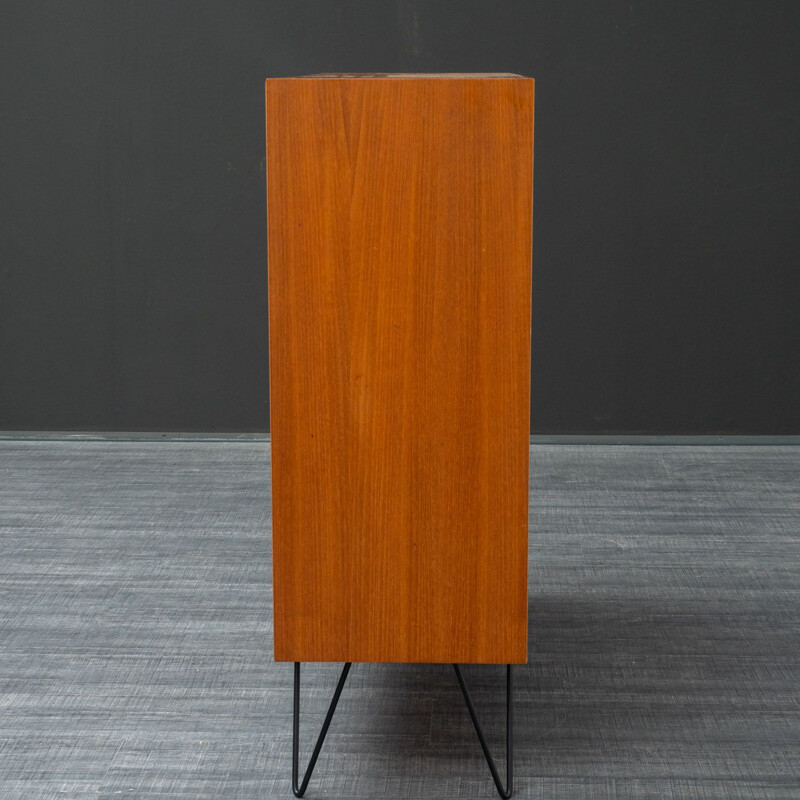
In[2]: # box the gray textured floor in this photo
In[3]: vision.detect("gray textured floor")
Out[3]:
[1,442,799,799]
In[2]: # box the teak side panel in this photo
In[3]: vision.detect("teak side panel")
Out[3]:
[266,76,533,664]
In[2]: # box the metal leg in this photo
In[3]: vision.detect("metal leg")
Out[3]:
[290,661,512,798]
[453,664,513,799]
[292,661,352,798]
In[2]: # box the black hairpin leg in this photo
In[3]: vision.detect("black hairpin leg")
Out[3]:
[291,661,513,798]
[292,661,351,798]
[453,664,513,799]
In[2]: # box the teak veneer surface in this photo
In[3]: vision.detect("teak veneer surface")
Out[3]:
[266,75,534,663]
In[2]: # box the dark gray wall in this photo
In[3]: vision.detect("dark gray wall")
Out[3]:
[2,1,799,434]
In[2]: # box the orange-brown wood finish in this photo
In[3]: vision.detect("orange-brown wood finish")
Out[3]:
[266,74,534,664]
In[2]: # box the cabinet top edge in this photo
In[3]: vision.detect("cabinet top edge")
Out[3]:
[266,73,532,81]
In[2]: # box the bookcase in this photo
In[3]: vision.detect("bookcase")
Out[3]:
[266,73,533,798]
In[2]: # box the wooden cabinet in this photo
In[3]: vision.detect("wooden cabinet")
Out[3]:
[266,74,534,665]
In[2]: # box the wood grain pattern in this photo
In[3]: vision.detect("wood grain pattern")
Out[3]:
[266,74,534,663]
